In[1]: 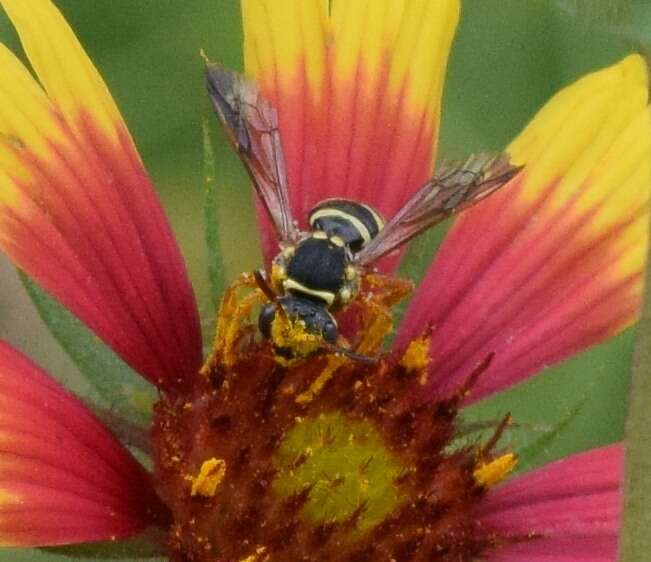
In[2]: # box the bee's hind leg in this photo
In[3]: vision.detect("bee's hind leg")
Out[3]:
[345,273,414,355]
[362,273,414,308]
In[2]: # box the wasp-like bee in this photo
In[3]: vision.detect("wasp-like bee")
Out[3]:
[206,64,520,362]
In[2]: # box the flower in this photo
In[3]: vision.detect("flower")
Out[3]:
[0,1,646,562]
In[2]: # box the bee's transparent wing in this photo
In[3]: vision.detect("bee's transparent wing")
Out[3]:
[355,153,521,266]
[206,64,297,242]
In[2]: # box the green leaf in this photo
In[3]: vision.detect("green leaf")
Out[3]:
[393,223,447,335]
[555,0,632,27]
[203,120,227,311]
[0,544,163,562]
[455,394,587,474]
[20,272,156,427]
[397,224,445,286]
[40,532,165,561]
[620,251,651,558]
[515,398,586,472]
[554,0,651,47]
[0,532,165,562]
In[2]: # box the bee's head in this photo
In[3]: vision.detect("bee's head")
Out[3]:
[258,295,338,361]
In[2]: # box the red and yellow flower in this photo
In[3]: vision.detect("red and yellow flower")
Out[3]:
[0,1,646,561]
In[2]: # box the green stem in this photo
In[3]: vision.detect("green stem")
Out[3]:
[620,214,651,560]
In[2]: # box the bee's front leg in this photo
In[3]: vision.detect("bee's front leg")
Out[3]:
[200,272,266,375]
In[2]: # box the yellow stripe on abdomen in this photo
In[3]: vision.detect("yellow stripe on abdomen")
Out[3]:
[283,278,336,306]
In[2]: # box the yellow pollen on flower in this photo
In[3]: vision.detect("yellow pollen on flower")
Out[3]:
[296,355,347,405]
[238,546,267,562]
[188,458,227,498]
[400,336,431,385]
[473,453,518,488]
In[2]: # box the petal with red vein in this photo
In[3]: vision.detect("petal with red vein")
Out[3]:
[477,445,622,562]
[242,0,459,269]
[0,340,163,546]
[0,0,202,390]
[397,55,650,403]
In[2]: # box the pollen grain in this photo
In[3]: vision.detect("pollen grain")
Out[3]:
[189,457,227,498]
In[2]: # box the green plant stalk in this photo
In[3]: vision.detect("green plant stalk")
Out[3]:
[620,211,651,560]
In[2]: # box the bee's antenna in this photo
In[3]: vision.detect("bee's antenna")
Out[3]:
[253,269,276,300]
[253,269,289,322]
[323,341,378,365]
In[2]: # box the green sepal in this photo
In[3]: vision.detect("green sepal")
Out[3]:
[19,272,156,427]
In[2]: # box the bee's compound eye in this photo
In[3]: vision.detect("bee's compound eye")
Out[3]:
[322,319,338,344]
[258,303,276,339]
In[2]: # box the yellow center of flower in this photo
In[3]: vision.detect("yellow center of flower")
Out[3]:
[272,412,405,534]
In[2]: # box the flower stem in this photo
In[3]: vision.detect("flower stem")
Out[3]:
[621,206,651,561]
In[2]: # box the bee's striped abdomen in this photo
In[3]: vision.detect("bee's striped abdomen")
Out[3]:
[308,199,384,252]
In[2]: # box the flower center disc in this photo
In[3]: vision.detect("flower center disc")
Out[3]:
[151,277,511,561]
[272,412,404,534]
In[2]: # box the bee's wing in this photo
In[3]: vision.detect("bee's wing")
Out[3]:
[205,64,298,242]
[354,153,521,266]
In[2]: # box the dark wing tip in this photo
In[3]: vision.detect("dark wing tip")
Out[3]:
[205,63,251,152]
[434,153,522,209]
[482,153,523,184]
[205,62,235,99]
[436,153,520,187]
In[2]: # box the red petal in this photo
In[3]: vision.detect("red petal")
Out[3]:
[0,341,163,546]
[397,56,650,403]
[477,445,622,562]
[243,1,459,269]
[0,0,202,390]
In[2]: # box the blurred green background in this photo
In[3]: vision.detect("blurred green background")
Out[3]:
[0,2,649,558]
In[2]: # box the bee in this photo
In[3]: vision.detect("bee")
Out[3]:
[206,64,520,362]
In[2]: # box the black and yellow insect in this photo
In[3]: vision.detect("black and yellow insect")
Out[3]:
[206,64,520,362]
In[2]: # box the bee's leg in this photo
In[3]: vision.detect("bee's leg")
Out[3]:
[201,272,266,375]
[220,291,266,368]
[353,296,394,356]
[296,277,408,403]
[296,295,392,405]
[213,272,259,346]
[348,274,413,354]
[362,273,414,308]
